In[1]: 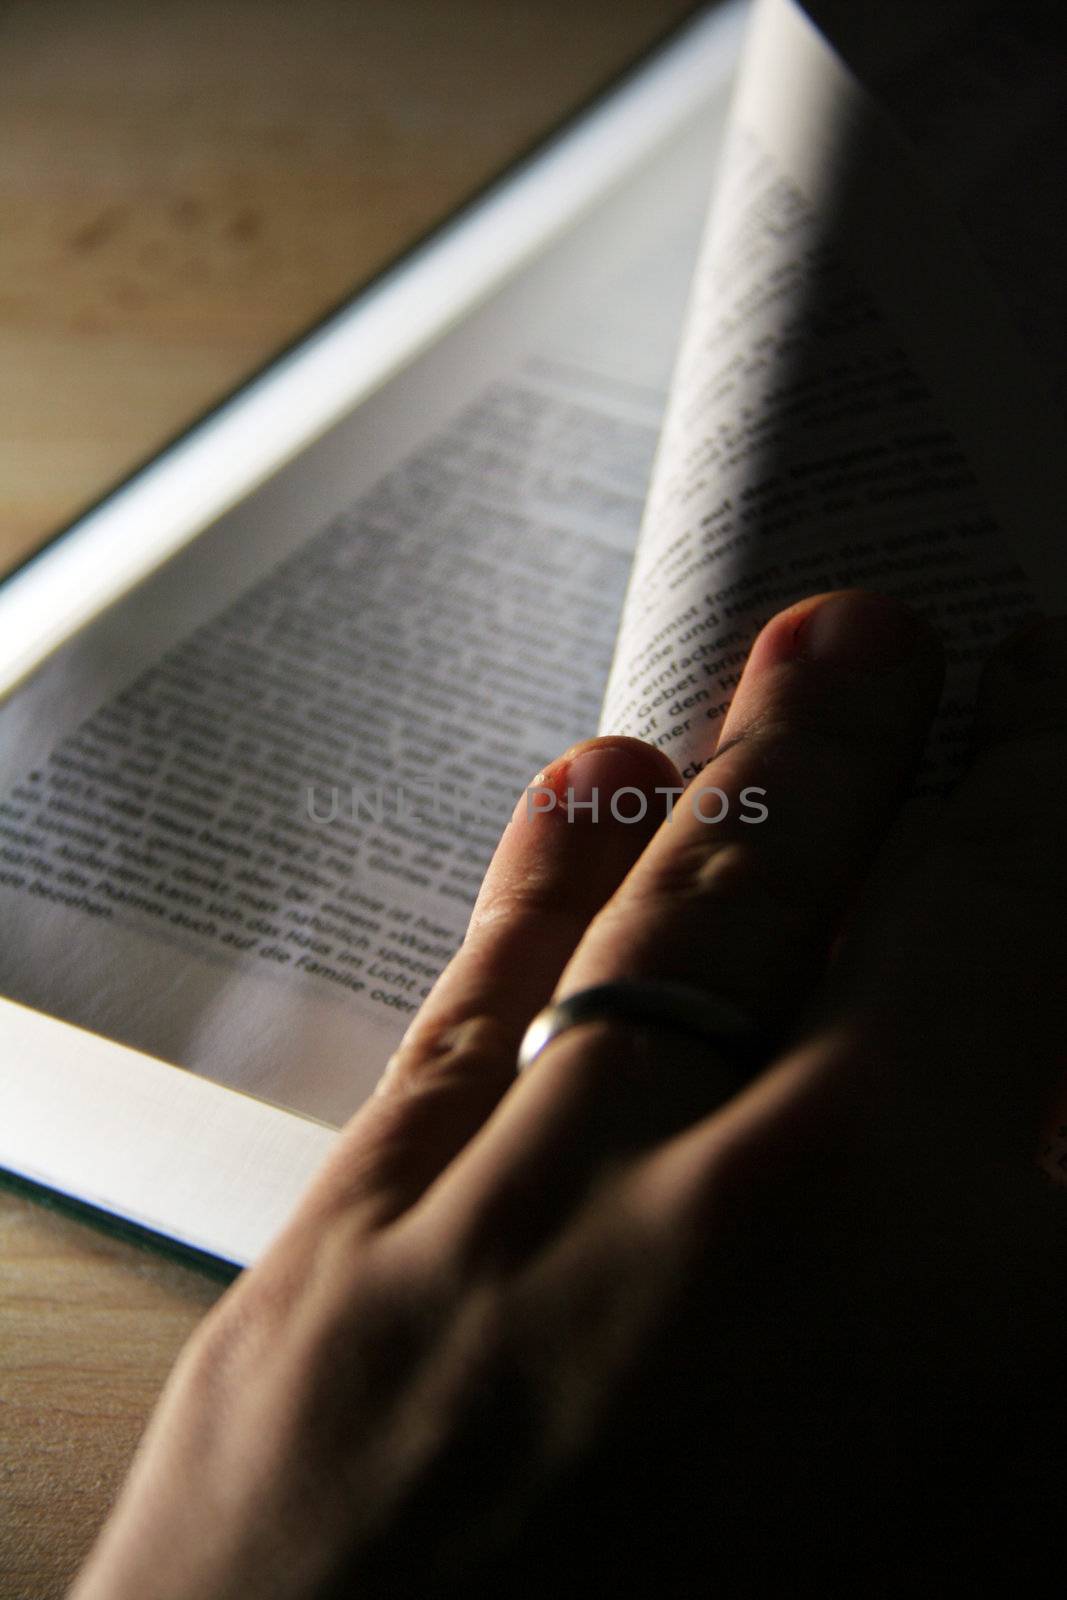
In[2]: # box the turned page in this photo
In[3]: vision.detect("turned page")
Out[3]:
[600,0,1067,785]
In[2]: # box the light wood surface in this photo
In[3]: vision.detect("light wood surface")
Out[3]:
[0,0,695,577]
[0,2,697,1593]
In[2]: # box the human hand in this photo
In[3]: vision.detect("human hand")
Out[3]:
[71,591,1067,1598]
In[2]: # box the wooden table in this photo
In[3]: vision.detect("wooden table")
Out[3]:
[0,2,698,1592]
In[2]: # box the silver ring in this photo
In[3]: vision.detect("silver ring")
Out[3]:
[517,979,760,1074]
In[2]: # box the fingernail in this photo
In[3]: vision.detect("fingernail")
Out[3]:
[535,739,675,823]
[794,592,923,672]
[998,616,1067,683]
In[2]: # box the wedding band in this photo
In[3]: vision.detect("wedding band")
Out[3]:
[517,979,760,1074]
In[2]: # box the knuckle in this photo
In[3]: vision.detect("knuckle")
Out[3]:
[171,1226,459,1499]
[469,870,585,937]
[634,1123,755,1269]
[632,835,817,946]
[743,703,892,764]
[178,1273,287,1407]
[446,1283,514,1393]
[382,1010,516,1099]
[646,1061,848,1251]
[631,835,758,907]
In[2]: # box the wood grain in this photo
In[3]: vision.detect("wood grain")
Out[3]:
[0,0,696,576]
[0,1184,226,1597]
[0,2,697,1593]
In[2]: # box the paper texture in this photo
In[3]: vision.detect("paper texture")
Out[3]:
[0,101,728,1123]
[600,0,1066,784]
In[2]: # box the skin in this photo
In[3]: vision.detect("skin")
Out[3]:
[70,589,1067,1597]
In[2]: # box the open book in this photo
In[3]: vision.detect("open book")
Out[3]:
[1,0,1064,1265]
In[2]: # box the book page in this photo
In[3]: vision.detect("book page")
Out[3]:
[0,93,732,1125]
[600,0,1067,786]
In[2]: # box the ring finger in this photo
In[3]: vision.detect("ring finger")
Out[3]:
[301,736,681,1230]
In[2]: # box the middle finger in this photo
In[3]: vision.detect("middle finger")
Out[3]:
[559,588,944,1032]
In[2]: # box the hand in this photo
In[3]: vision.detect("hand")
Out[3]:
[71,591,1067,1598]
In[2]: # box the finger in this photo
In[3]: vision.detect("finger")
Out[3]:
[303,737,681,1229]
[394,737,679,1072]
[422,590,945,1256]
[560,589,944,1030]
[817,614,1067,1155]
